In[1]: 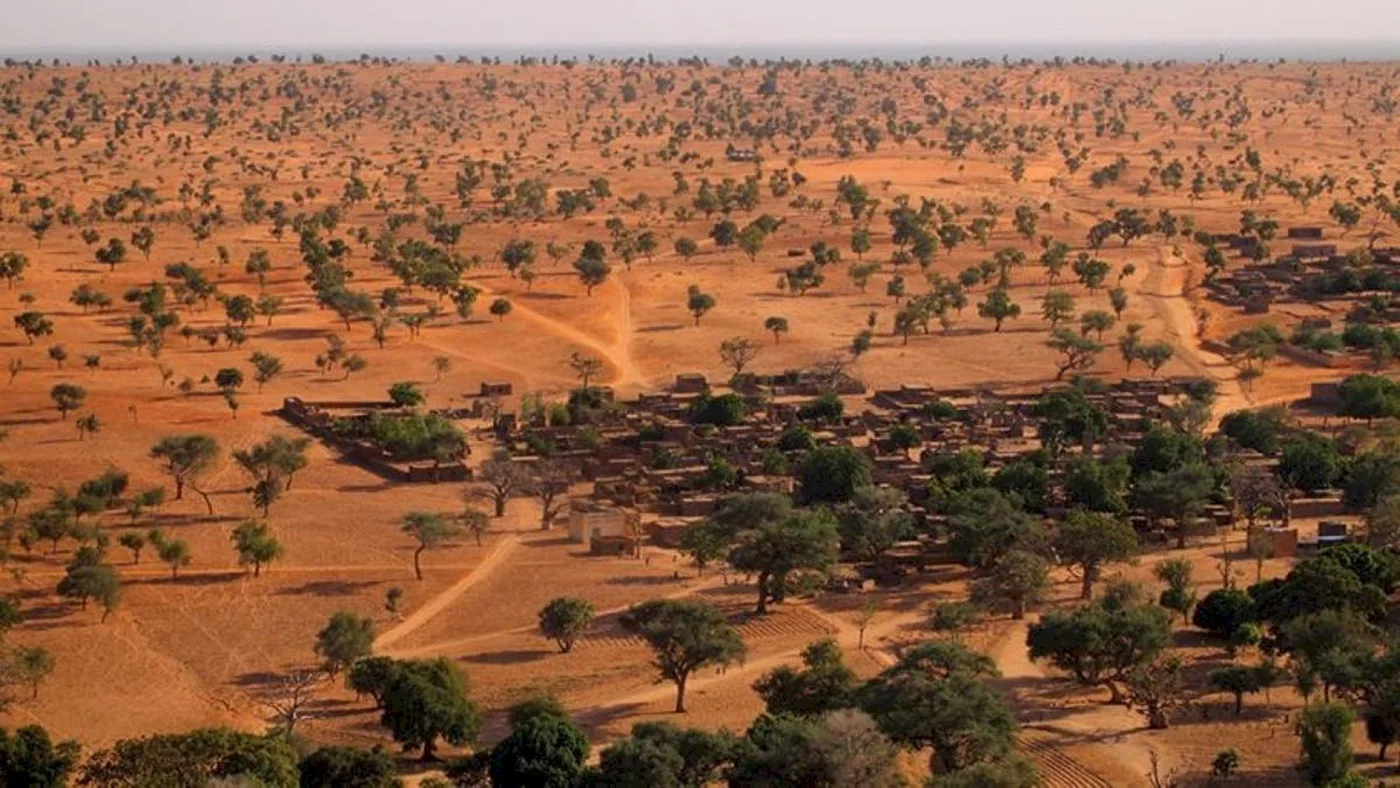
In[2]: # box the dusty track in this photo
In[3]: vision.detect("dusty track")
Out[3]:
[374,535,519,653]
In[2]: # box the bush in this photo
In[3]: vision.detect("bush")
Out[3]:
[362,412,466,463]
[690,393,746,426]
[1192,588,1255,638]
[778,425,816,452]
[797,391,844,424]
[1219,407,1290,455]
[1298,702,1355,786]
[298,745,398,788]
[797,446,872,505]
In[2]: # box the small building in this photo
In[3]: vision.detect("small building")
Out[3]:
[568,499,637,552]
[673,374,708,393]
[1287,226,1325,240]
[1267,528,1298,559]
[1292,244,1338,260]
[480,381,513,397]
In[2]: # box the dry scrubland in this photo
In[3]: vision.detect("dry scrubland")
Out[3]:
[0,53,1396,785]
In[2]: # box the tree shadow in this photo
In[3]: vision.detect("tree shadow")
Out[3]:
[277,580,382,597]
[520,536,574,549]
[606,574,684,587]
[132,570,245,587]
[463,649,552,665]
[259,326,331,341]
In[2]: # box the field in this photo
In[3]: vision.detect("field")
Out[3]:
[1,54,1398,785]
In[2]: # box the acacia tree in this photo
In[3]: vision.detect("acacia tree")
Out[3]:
[1053,509,1139,599]
[568,353,604,391]
[718,336,760,376]
[1047,328,1103,380]
[1028,594,1171,702]
[526,460,573,530]
[977,288,1020,332]
[314,611,374,676]
[728,505,840,615]
[401,512,462,581]
[49,383,86,420]
[476,458,527,517]
[764,316,789,344]
[620,599,746,713]
[231,520,284,577]
[150,435,219,513]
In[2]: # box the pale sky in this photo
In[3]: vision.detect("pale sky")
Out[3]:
[1,0,1398,56]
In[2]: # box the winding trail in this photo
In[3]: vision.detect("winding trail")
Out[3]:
[1139,246,1249,422]
[372,534,519,653]
[470,274,644,391]
[386,572,725,660]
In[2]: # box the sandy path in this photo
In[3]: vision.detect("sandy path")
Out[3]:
[385,572,727,660]
[573,600,922,730]
[470,276,645,391]
[1139,247,1249,422]
[373,534,519,652]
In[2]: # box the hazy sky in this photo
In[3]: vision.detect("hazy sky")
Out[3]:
[2,0,1398,54]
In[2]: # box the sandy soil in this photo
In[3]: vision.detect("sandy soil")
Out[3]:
[0,56,1392,783]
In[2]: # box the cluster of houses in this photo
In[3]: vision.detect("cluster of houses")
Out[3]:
[278,397,472,482]
[282,366,1353,576]
[493,373,1250,569]
[1204,225,1400,316]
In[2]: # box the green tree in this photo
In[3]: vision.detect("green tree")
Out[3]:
[0,725,79,787]
[796,446,872,505]
[729,509,840,615]
[977,288,1021,332]
[1298,702,1355,786]
[573,256,611,296]
[1028,595,1170,702]
[593,722,737,788]
[1054,509,1138,599]
[297,745,400,788]
[753,638,857,718]
[729,710,903,788]
[401,511,462,580]
[315,611,374,676]
[79,728,297,787]
[48,383,85,420]
[1209,665,1265,715]
[619,599,746,713]
[972,549,1051,620]
[945,487,1044,569]
[488,711,590,788]
[388,382,424,409]
[8,646,56,700]
[380,658,481,760]
[1039,289,1076,328]
[230,520,284,577]
[538,597,596,653]
[686,285,716,326]
[1193,588,1256,639]
[764,315,789,344]
[150,435,219,508]
[859,648,1015,773]
[155,536,192,578]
